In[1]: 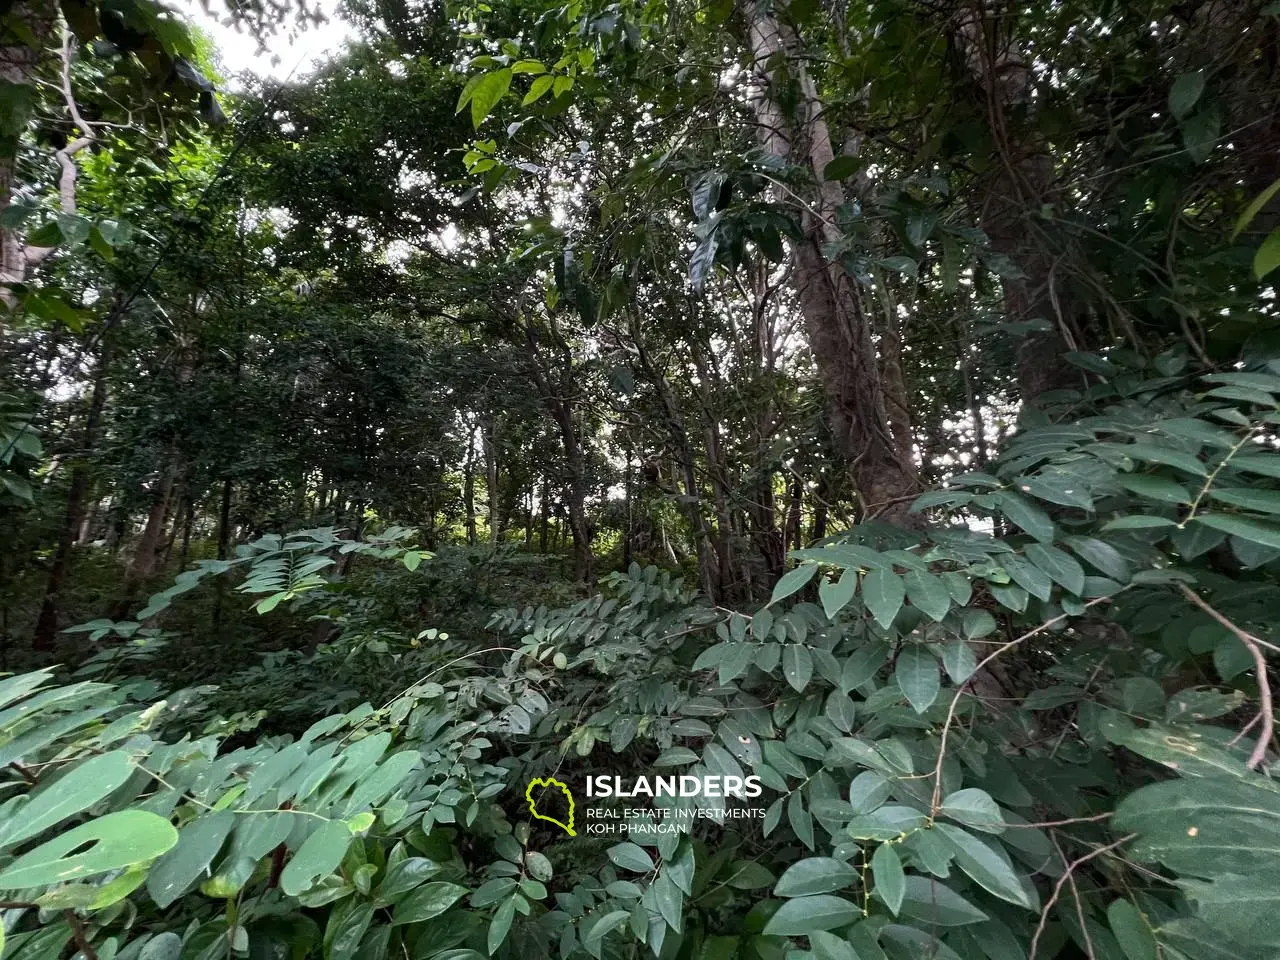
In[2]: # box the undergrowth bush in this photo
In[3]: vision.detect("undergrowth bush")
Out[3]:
[2,361,1280,960]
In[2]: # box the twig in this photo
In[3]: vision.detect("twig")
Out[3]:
[65,909,100,960]
[1179,584,1273,769]
[929,595,1119,814]
[8,761,38,785]
[1029,834,1136,960]
[0,900,38,909]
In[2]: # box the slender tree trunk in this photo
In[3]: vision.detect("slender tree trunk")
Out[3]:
[738,0,921,522]
[32,330,110,650]
[463,422,478,545]
[481,415,501,542]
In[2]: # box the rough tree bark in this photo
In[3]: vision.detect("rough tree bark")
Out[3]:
[950,2,1084,404]
[738,0,921,523]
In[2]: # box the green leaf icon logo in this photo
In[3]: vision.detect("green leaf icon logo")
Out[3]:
[525,777,576,836]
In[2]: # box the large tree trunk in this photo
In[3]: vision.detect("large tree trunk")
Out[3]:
[950,4,1083,404]
[738,1,921,523]
[32,331,110,650]
[0,0,57,314]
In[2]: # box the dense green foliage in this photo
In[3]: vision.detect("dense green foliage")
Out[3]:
[2,0,1280,959]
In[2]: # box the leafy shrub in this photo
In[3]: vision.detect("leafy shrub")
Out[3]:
[2,363,1279,960]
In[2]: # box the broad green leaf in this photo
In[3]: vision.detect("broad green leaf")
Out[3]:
[378,857,441,900]
[469,69,512,128]
[871,843,904,915]
[841,641,889,692]
[895,645,939,714]
[392,881,468,924]
[820,568,857,619]
[0,750,134,850]
[324,899,374,960]
[962,609,997,639]
[1231,454,1280,479]
[1256,226,1280,280]
[941,639,976,684]
[904,570,950,622]
[1115,777,1280,877]
[935,824,1032,909]
[0,810,178,890]
[139,933,182,960]
[281,820,354,897]
[762,895,859,935]
[782,644,813,692]
[862,568,904,629]
[1180,871,1280,949]
[847,805,928,841]
[1107,900,1157,960]
[897,876,988,926]
[995,491,1055,542]
[773,858,857,897]
[608,843,654,873]
[1064,536,1131,581]
[1002,554,1053,601]
[487,896,516,955]
[1102,516,1176,531]
[771,564,817,605]
[146,811,235,908]
[939,788,1004,833]
[1169,71,1205,119]
[1233,176,1280,239]
[718,643,755,685]
[1209,487,1280,514]
[1195,513,1280,549]
[1117,474,1192,505]
[849,771,892,815]
[1024,543,1086,595]
[523,75,553,105]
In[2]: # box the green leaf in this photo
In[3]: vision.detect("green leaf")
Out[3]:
[281,820,353,897]
[822,156,861,181]
[935,824,1032,909]
[324,899,374,960]
[1002,554,1053,601]
[897,876,989,926]
[1169,71,1205,119]
[773,858,857,897]
[849,771,893,815]
[1233,176,1280,239]
[941,639,976,684]
[717,643,755,685]
[962,609,997,639]
[1117,474,1192,505]
[1232,454,1280,479]
[939,788,1003,833]
[392,881,468,924]
[871,843,905,915]
[895,646,939,714]
[1209,487,1280,514]
[1064,536,1131,581]
[1255,226,1280,280]
[1024,543,1085,596]
[820,568,857,619]
[771,564,817,605]
[762,895,860,935]
[995,491,1055,542]
[863,568,904,629]
[378,857,442,900]
[904,570,950,622]
[1019,473,1094,510]
[1115,777,1280,877]
[1195,513,1280,549]
[0,750,134,850]
[1103,516,1176,531]
[146,811,235,908]
[469,69,512,128]
[608,843,654,873]
[522,75,553,105]
[1107,900,1158,960]
[782,644,813,692]
[1123,442,1208,477]
[487,896,516,955]
[0,810,178,890]
[847,805,928,840]
[511,59,545,74]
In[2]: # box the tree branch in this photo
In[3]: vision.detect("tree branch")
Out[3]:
[1179,583,1274,769]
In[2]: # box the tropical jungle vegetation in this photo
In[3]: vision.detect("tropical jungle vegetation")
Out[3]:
[2,0,1280,957]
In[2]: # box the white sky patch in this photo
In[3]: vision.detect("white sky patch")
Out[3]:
[178,0,355,84]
